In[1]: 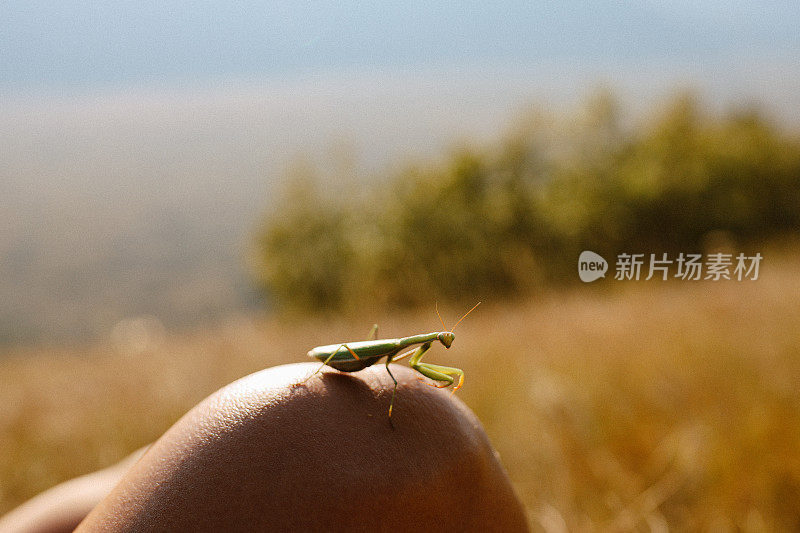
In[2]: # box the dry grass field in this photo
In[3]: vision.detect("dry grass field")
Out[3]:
[2,251,799,531]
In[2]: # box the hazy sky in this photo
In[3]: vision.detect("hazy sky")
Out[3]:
[2,2,799,343]
[2,1,798,93]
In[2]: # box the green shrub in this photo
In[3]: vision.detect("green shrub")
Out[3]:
[253,91,800,314]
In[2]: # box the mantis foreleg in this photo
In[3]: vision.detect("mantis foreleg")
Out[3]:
[408,341,465,393]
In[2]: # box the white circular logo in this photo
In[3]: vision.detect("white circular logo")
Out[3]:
[578,251,608,282]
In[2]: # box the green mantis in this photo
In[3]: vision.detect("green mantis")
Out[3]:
[304,303,481,417]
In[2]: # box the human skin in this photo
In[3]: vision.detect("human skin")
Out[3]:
[0,447,146,533]
[9,363,529,532]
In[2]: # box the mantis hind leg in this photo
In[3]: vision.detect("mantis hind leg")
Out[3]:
[301,344,359,384]
[408,342,465,393]
[301,354,335,384]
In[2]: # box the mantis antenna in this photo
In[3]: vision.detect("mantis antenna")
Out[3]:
[436,301,447,330]
[436,301,481,332]
[450,301,481,332]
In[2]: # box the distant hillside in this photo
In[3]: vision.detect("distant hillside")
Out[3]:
[1,68,799,345]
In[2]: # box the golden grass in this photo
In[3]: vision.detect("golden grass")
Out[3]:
[2,255,800,530]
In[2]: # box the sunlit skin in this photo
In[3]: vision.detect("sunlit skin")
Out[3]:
[305,302,480,417]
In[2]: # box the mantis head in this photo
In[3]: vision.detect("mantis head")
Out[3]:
[435,301,481,349]
[437,331,455,348]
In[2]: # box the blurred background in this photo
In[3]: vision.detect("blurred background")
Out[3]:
[2,2,800,530]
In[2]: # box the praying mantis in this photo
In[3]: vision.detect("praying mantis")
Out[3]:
[304,303,481,417]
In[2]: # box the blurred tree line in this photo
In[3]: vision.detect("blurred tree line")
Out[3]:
[253,91,800,314]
